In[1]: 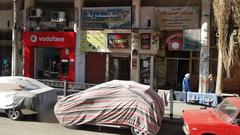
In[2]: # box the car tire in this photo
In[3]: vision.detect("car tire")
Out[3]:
[6,108,23,120]
[131,127,148,135]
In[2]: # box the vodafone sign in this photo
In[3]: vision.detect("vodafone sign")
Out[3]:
[22,32,75,47]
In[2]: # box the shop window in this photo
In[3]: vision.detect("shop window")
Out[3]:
[141,33,151,49]
[192,51,200,58]
[140,58,150,85]
[192,59,199,74]
[166,51,190,58]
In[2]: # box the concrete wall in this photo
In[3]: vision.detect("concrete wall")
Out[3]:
[140,7,156,29]
[0,10,12,30]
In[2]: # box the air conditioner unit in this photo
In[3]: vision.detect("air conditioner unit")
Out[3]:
[30,8,42,18]
[51,11,66,23]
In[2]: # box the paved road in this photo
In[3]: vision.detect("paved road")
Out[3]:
[0,113,184,135]
[0,101,202,135]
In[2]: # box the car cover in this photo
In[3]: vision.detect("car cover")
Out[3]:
[54,80,164,135]
[0,76,57,112]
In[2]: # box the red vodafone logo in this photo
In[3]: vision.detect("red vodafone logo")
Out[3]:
[30,35,38,43]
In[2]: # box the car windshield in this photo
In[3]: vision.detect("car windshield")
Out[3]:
[216,99,238,123]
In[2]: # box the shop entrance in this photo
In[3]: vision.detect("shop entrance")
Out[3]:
[166,58,189,90]
[35,47,60,80]
[109,56,130,80]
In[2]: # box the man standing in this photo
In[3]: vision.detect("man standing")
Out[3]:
[182,73,192,92]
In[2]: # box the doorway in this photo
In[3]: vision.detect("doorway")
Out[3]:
[109,56,130,80]
[166,58,189,90]
[35,47,60,80]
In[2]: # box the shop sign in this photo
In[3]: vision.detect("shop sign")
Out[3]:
[22,32,75,47]
[82,7,131,29]
[183,29,201,51]
[155,6,199,30]
[81,31,107,52]
[141,33,151,49]
[166,32,183,51]
[108,33,130,49]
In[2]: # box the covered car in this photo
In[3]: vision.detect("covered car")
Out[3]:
[54,80,164,135]
[0,76,57,120]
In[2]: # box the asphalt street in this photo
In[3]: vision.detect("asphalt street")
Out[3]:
[0,101,203,135]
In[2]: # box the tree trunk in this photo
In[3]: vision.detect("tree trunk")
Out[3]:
[216,49,223,94]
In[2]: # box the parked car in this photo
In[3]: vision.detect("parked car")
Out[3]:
[0,76,57,120]
[182,97,240,135]
[54,80,164,135]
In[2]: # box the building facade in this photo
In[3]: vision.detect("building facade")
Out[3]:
[0,0,239,94]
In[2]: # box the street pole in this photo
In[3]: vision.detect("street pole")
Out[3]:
[12,0,19,76]
[199,0,210,93]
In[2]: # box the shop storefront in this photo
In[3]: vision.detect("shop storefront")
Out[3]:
[155,6,201,91]
[22,31,75,81]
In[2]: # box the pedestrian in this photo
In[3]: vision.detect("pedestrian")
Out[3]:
[208,74,216,93]
[182,73,192,92]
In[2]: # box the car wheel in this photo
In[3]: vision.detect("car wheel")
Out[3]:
[131,127,148,135]
[6,108,23,120]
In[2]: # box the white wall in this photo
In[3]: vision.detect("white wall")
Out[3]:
[0,10,12,30]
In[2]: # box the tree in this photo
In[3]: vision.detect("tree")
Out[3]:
[213,0,240,94]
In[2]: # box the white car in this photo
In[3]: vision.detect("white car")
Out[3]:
[0,76,57,120]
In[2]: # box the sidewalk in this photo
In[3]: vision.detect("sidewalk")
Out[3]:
[162,100,204,123]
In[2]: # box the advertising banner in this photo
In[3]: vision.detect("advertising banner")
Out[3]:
[166,32,183,51]
[108,33,130,49]
[81,31,107,52]
[22,32,75,47]
[183,29,201,51]
[155,6,199,30]
[82,7,131,29]
[141,33,151,49]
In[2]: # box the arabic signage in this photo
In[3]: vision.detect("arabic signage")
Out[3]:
[155,6,199,30]
[108,33,130,49]
[81,31,107,52]
[82,7,131,29]
[22,32,75,47]
[183,29,201,51]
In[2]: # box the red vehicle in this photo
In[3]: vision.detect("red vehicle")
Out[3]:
[182,97,240,135]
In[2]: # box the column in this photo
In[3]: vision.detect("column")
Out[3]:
[199,0,210,93]
[150,55,154,88]
[74,0,85,83]
[21,0,35,76]
[12,0,22,76]
[131,0,140,82]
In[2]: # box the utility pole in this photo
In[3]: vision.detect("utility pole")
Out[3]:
[199,0,210,93]
[12,0,20,76]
